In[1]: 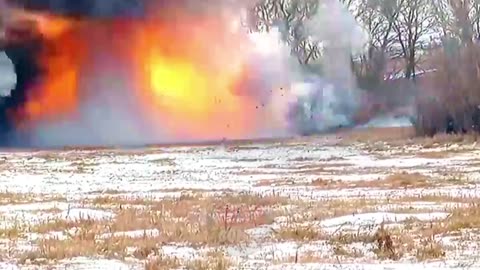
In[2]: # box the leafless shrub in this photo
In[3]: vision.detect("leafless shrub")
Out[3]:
[414,44,480,136]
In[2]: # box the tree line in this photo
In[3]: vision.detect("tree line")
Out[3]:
[247,0,480,136]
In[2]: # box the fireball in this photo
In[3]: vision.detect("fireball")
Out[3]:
[12,4,267,142]
[9,8,76,40]
[131,14,256,139]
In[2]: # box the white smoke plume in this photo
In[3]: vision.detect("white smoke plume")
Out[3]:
[283,0,368,134]
[0,52,16,97]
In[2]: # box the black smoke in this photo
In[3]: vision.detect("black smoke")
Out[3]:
[7,0,145,18]
[0,0,148,147]
[1,41,42,147]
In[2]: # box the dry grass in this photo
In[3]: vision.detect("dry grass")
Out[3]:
[327,224,444,262]
[332,245,364,258]
[28,232,162,262]
[4,186,479,266]
[21,215,243,263]
[272,224,323,242]
[149,158,176,166]
[295,163,353,175]
[0,192,34,205]
[315,201,480,262]
[279,188,474,263]
[337,126,479,149]
[186,250,231,270]
[0,191,66,205]
[380,172,431,188]
[5,125,480,268]
[255,179,298,187]
[338,127,415,143]
[0,220,24,240]
[414,133,478,148]
[275,251,329,264]
[270,220,447,262]
[416,151,453,159]
[415,239,446,261]
[394,194,477,204]
[21,238,99,263]
[90,195,152,206]
[416,147,474,159]
[412,203,480,238]
[306,198,384,222]
[309,172,433,190]
[14,192,291,264]
[87,189,129,195]
[145,255,181,270]
[329,231,375,246]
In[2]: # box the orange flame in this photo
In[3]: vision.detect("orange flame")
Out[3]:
[15,7,262,140]
[16,13,86,123]
[10,9,76,39]
[131,13,257,139]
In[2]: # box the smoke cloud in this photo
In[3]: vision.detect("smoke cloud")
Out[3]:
[0,52,16,97]
[6,0,145,18]
[0,0,368,148]
[281,0,368,134]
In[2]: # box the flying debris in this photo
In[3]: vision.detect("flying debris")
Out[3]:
[0,0,373,148]
[0,0,294,147]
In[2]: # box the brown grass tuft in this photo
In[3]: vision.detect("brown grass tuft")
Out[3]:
[14,192,292,264]
[145,255,181,270]
[0,219,24,240]
[309,172,432,190]
[0,192,66,205]
[338,127,415,143]
[381,172,431,189]
[332,245,364,258]
[415,239,446,261]
[272,224,323,242]
[373,226,397,260]
[186,250,231,270]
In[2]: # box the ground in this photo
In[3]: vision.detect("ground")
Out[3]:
[1,127,480,269]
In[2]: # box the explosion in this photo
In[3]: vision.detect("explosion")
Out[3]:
[18,15,84,123]
[131,12,257,139]
[1,0,367,147]
[6,1,281,146]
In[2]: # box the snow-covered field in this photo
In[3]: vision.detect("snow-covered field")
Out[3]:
[1,130,480,269]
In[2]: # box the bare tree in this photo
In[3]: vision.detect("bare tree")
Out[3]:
[392,0,433,79]
[246,0,320,65]
[449,0,474,43]
[430,0,480,42]
[430,0,453,38]
[350,0,404,89]
[470,0,480,39]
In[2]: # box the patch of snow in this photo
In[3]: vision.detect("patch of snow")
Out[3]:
[360,115,413,128]
[267,261,480,270]
[26,231,68,241]
[0,263,19,270]
[59,257,137,270]
[161,245,203,261]
[0,202,69,212]
[227,241,334,267]
[245,226,273,239]
[320,212,449,230]
[323,174,386,181]
[1,143,480,269]
[53,208,115,221]
[98,229,160,239]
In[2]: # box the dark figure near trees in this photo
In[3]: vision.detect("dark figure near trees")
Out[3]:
[445,115,456,134]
